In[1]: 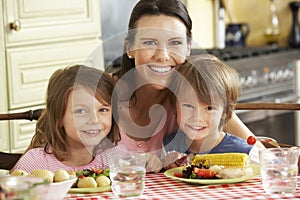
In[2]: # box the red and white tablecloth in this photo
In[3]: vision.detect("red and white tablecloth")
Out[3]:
[65,173,300,200]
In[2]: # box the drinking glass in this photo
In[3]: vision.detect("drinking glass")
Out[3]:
[259,147,299,194]
[108,152,146,198]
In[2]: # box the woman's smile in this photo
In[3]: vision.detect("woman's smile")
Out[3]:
[148,64,174,75]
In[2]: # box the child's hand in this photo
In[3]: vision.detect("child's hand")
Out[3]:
[145,153,163,173]
[162,151,183,170]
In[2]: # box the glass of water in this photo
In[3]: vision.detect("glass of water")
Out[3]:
[108,151,146,198]
[259,147,299,194]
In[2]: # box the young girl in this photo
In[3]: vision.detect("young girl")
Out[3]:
[163,55,259,168]
[13,65,120,172]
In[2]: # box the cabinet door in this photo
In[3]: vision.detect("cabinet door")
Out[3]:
[9,118,37,153]
[3,0,101,47]
[0,0,9,152]
[6,40,104,110]
[0,122,9,152]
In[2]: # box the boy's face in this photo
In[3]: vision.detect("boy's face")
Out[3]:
[61,87,112,151]
[176,89,225,142]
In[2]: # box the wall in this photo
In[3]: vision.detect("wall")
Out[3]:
[186,0,215,48]
[224,0,300,47]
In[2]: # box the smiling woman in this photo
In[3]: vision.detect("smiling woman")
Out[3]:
[111,0,258,173]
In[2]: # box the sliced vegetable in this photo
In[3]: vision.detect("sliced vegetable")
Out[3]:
[194,168,217,178]
[182,164,219,179]
[173,172,183,178]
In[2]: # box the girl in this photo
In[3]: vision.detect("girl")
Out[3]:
[13,65,120,172]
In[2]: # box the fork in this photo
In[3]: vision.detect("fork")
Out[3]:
[254,136,281,148]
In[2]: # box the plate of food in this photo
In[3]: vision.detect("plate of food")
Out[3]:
[68,168,112,193]
[164,153,260,185]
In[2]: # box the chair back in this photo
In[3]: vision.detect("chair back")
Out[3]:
[235,102,300,110]
[0,109,43,170]
[0,109,44,121]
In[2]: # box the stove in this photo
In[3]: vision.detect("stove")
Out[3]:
[192,46,291,61]
[192,46,300,103]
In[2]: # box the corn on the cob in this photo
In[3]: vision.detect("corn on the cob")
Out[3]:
[192,153,250,167]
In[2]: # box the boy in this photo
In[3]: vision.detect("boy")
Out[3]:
[163,55,258,168]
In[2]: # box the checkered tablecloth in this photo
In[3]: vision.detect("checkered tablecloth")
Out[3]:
[65,173,300,200]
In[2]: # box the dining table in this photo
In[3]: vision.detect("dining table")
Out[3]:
[64,172,300,200]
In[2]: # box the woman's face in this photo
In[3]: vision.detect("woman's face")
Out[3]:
[61,87,112,151]
[127,15,191,90]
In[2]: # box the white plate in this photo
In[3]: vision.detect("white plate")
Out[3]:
[164,164,260,185]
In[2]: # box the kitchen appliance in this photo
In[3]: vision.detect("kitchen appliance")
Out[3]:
[289,1,300,48]
[192,46,300,145]
[225,23,250,47]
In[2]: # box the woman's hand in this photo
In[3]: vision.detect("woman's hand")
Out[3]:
[145,153,163,173]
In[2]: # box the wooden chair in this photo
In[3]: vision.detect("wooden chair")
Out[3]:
[0,152,23,170]
[235,102,300,110]
[0,109,43,170]
[0,109,44,121]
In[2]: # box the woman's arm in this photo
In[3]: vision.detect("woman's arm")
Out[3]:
[224,112,265,149]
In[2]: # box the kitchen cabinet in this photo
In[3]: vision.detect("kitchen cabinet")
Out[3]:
[0,0,103,153]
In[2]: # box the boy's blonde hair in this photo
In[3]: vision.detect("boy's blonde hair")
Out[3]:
[30,65,120,161]
[170,54,240,126]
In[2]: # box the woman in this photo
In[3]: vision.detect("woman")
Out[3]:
[112,0,260,170]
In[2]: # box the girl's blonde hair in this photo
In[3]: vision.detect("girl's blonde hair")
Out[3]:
[30,65,120,161]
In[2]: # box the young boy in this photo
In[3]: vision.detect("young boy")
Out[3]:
[163,55,258,168]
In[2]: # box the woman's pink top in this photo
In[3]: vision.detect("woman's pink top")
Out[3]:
[117,103,178,157]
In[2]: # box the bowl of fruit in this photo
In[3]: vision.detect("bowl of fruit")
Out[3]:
[10,169,77,200]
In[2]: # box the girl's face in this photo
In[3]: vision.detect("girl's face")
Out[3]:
[127,15,191,90]
[61,87,112,151]
[176,90,225,142]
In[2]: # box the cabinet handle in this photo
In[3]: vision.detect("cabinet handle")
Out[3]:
[10,19,21,31]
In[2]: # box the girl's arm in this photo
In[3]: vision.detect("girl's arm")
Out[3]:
[224,112,265,149]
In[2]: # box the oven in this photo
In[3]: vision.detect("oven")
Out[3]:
[192,47,300,145]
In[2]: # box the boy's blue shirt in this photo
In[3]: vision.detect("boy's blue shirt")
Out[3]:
[163,130,253,154]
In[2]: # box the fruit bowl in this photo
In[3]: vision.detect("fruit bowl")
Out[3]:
[0,176,48,199]
[40,177,77,200]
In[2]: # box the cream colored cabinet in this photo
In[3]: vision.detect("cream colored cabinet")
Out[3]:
[0,0,103,153]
